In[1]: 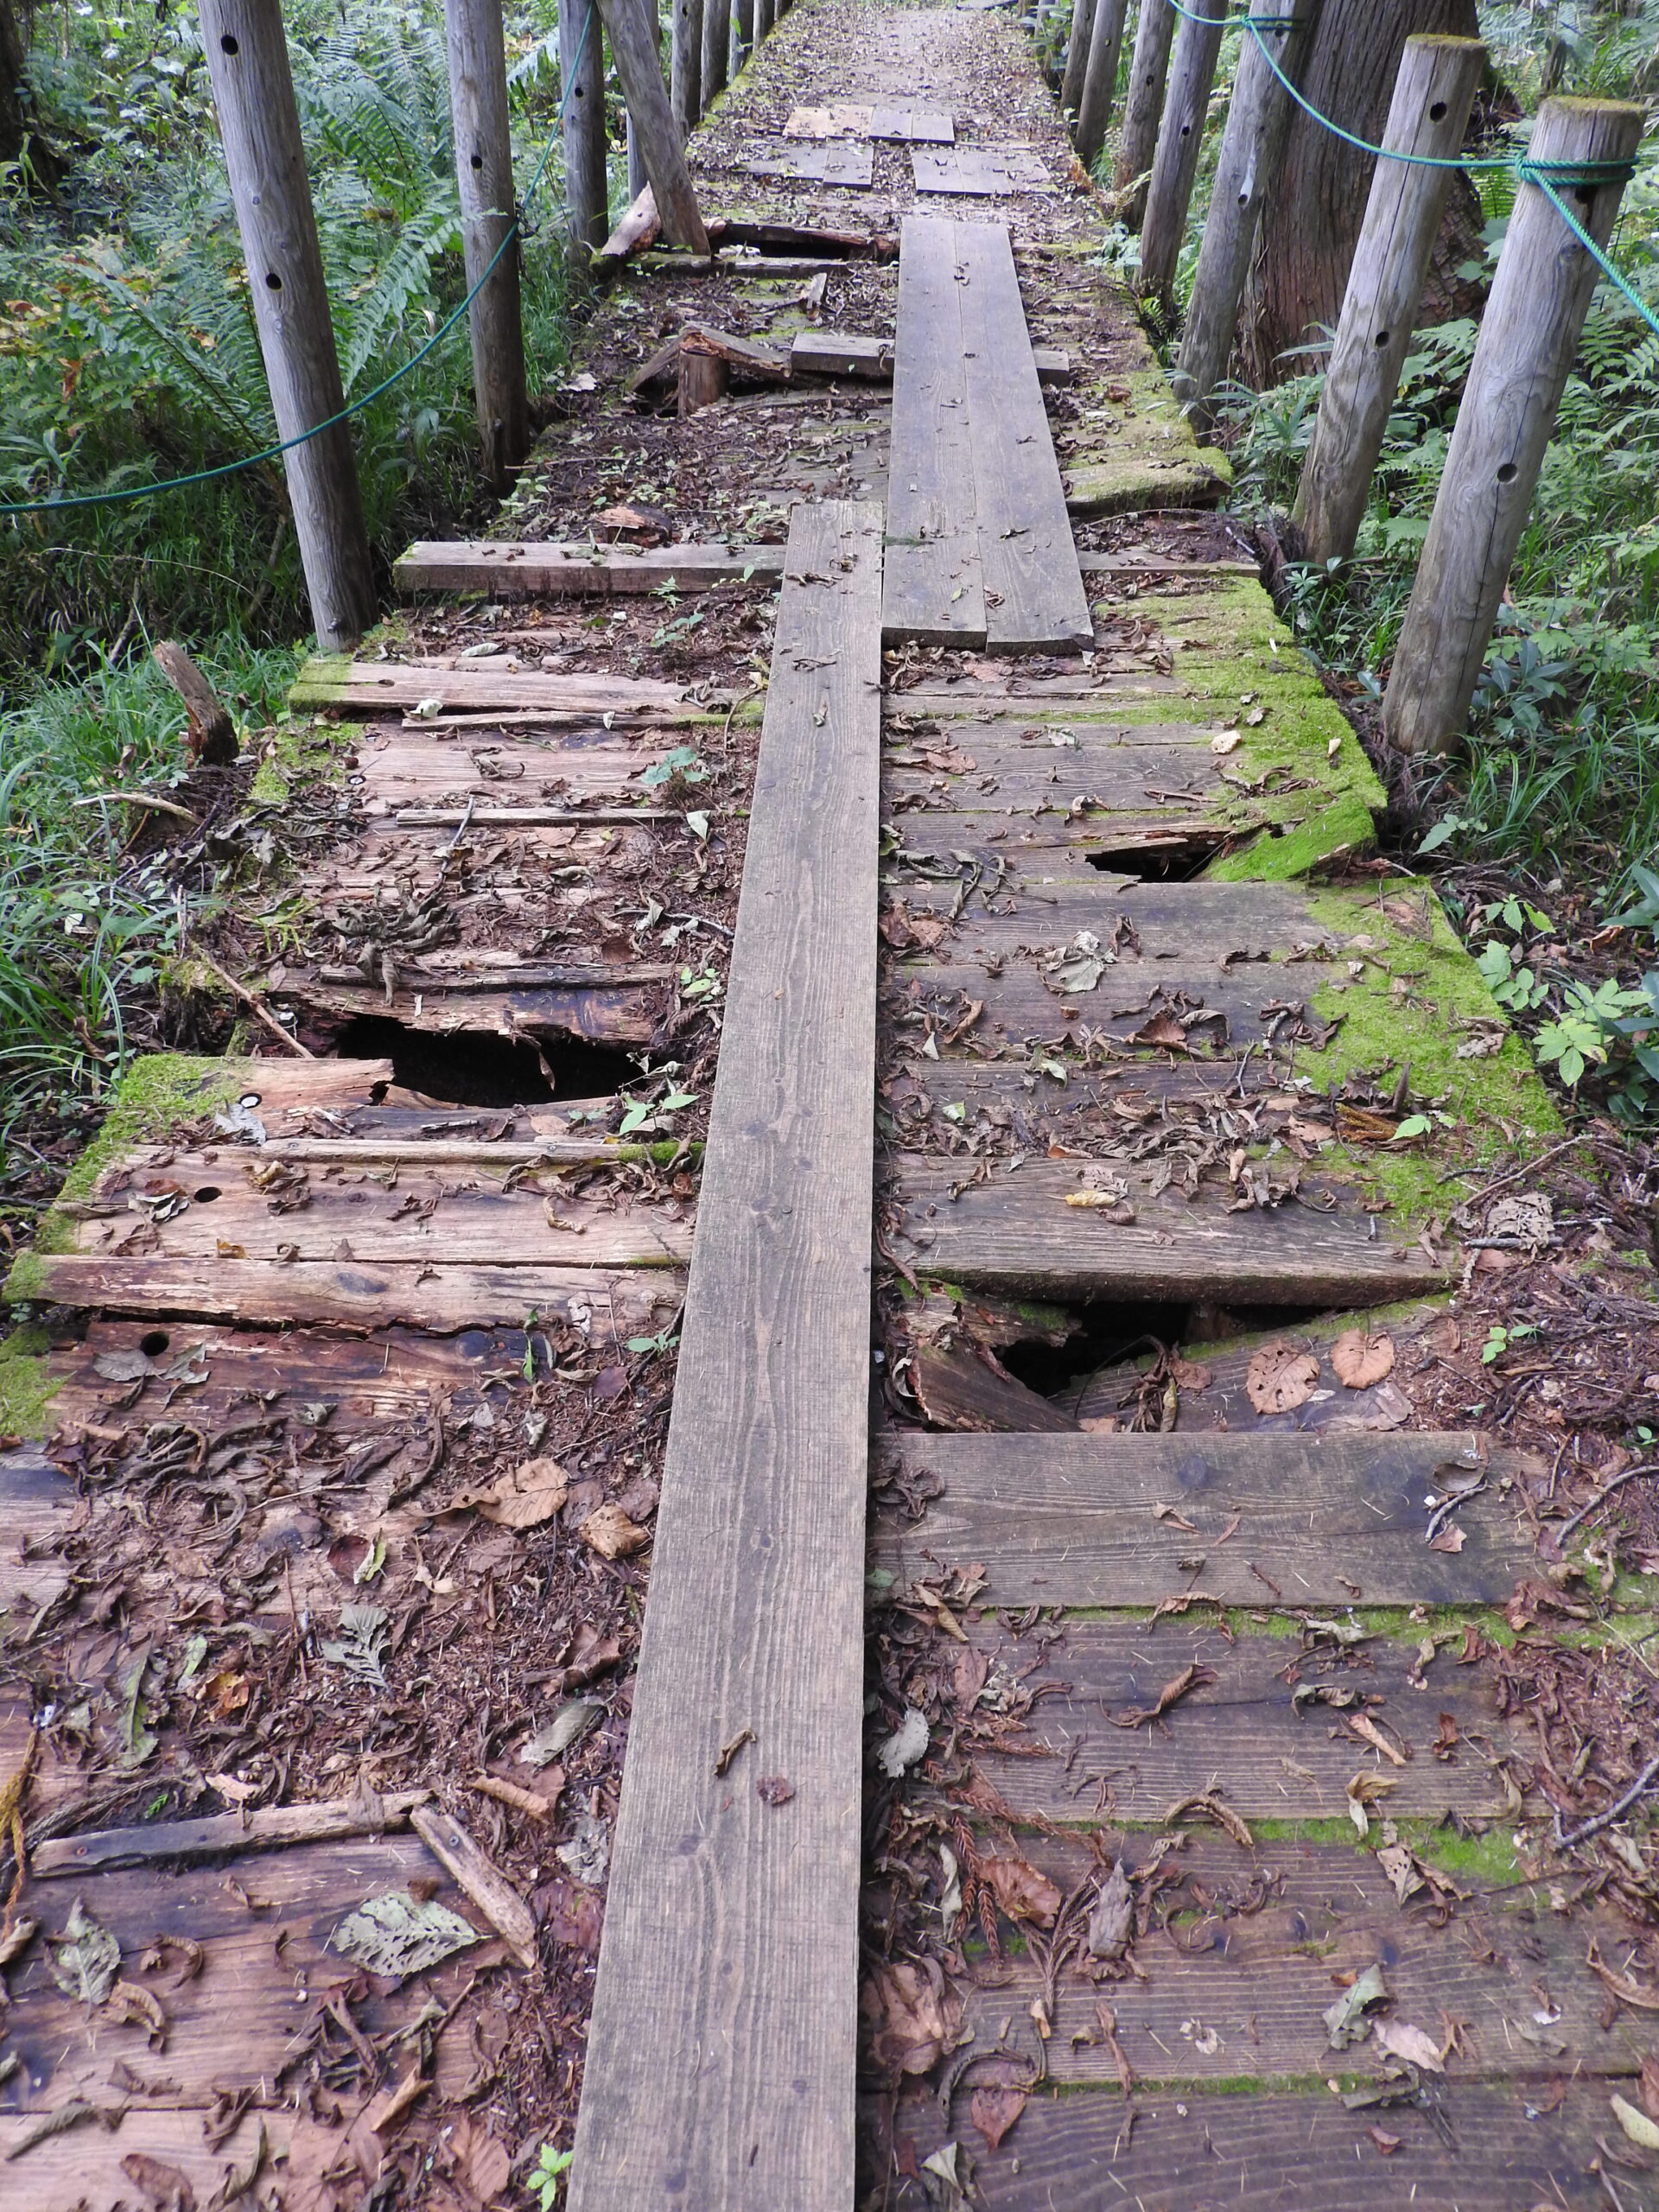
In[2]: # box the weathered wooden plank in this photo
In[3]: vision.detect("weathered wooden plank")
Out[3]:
[954,222,1092,652]
[393,539,787,594]
[743,140,875,186]
[872,1431,1531,1605]
[791,328,893,378]
[945,1832,1643,2087]
[0,1446,73,1618]
[275,976,662,1046]
[24,1256,680,1332]
[351,728,664,810]
[782,103,954,143]
[35,1789,432,1876]
[885,1157,1445,1305]
[289,657,685,716]
[883,215,987,648]
[944,1618,1522,1823]
[570,503,884,2212]
[881,2081,1616,2207]
[910,144,1052,194]
[869,106,955,144]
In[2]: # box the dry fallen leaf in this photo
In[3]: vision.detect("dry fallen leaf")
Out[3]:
[1428,1523,1467,1554]
[1345,1770,1397,1839]
[970,2084,1027,2152]
[980,1854,1062,1927]
[1084,1861,1134,1960]
[1373,2018,1445,2073]
[578,1503,648,1559]
[1330,1328,1395,1389]
[450,1456,569,1529]
[1612,2090,1659,2150]
[1246,1342,1319,1415]
[1112,1660,1217,1730]
[1367,2126,1402,2156]
[864,1957,962,2075]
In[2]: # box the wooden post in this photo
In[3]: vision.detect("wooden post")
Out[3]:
[626,0,658,198]
[753,0,773,42]
[1383,96,1643,756]
[444,0,529,489]
[560,0,610,262]
[1137,0,1226,302]
[1172,0,1323,430]
[1116,0,1175,220]
[199,0,375,653]
[1060,0,1098,124]
[598,0,711,252]
[671,0,702,131]
[1074,0,1128,171]
[1294,35,1485,564]
[734,0,753,67]
[702,0,731,105]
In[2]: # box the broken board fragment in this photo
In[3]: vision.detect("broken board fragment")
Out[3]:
[785,103,954,143]
[393,541,785,596]
[911,144,1053,194]
[741,141,874,188]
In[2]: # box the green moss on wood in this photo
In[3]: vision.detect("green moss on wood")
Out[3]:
[0,1324,60,1437]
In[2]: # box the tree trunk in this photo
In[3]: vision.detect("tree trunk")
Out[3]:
[0,0,58,185]
[1239,0,1479,386]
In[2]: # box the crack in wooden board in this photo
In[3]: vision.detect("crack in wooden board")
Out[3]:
[871,1431,1532,1605]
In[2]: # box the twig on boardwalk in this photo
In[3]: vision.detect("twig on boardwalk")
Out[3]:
[1553,1460,1659,1548]
[197,947,315,1057]
[1555,1756,1659,1850]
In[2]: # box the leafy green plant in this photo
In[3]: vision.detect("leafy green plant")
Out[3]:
[1533,976,1655,1087]
[531,2145,574,2209]
[1482,1322,1537,1364]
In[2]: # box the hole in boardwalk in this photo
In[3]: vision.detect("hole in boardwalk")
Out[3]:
[192,1186,222,1203]
[997,1296,1333,1412]
[138,1330,171,1358]
[331,1015,640,1107]
[1085,837,1227,883]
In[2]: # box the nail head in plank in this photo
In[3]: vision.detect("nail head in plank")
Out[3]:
[883,215,987,647]
[873,1431,1530,1605]
[569,503,884,2212]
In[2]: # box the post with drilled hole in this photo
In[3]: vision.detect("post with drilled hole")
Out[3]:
[1074,0,1128,173]
[199,0,375,652]
[561,0,610,262]
[1294,36,1487,566]
[671,0,702,130]
[1383,95,1643,755]
[1060,0,1099,128]
[444,0,529,488]
[1116,0,1176,222]
[1173,0,1324,432]
[1138,0,1228,302]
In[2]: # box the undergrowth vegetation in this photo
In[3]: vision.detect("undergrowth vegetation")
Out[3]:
[0,0,626,1145]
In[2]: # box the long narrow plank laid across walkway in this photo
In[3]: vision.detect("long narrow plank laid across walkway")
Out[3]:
[883,217,1090,650]
[570,502,883,2212]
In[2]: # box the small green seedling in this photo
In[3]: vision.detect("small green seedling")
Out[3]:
[1481,1323,1538,1365]
[531,2145,574,2209]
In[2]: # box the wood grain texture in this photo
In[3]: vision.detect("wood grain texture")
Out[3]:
[1294,35,1486,564]
[872,1430,1531,1604]
[289,657,686,715]
[394,539,787,594]
[948,1618,1523,1823]
[881,2081,1616,2208]
[954,223,1092,652]
[569,503,883,2212]
[1383,96,1644,754]
[884,217,987,646]
[910,146,1052,195]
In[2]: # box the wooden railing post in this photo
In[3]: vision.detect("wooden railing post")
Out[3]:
[444,0,529,489]
[734,0,753,67]
[626,0,659,197]
[1074,0,1128,172]
[702,0,731,105]
[1172,0,1322,431]
[1294,35,1486,565]
[1116,0,1175,221]
[1060,0,1098,127]
[671,0,702,130]
[753,0,773,41]
[1383,96,1643,756]
[199,0,375,652]
[560,0,610,262]
[598,0,711,251]
[1137,0,1226,302]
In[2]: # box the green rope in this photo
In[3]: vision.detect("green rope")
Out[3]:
[0,4,594,520]
[1148,0,1659,343]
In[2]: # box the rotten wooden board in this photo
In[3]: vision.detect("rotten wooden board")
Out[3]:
[910,145,1053,195]
[945,1618,1526,1824]
[872,1431,1532,1605]
[394,540,787,595]
[26,1255,680,1332]
[947,1832,1644,2088]
[884,2081,1618,2207]
[884,1155,1445,1306]
[0,1445,73,1620]
[742,141,875,188]
[272,976,663,1047]
[954,222,1092,652]
[289,658,687,717]
[570,503,884,2212]
[883,215,986,648]
[791,329,893,379]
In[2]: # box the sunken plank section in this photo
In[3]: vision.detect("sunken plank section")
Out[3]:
[911,144,1052,194]
[569,502,883,2212]
[743,140,875,187]
[874,1431,1535,1605]
[393,540,786,595]
[884,215,987,647]
[882,218,1090,652]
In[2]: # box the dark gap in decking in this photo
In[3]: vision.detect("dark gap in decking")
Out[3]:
[995,1293,1332,1403]
[330,1014,640,1105]
[1082,836,1228,881]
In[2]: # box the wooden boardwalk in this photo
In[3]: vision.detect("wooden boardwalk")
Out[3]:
[1,7,1649,2211]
